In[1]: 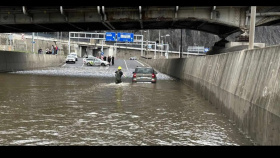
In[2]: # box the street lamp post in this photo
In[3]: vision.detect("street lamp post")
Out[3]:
[68,32,71,54]
[144,30,149,57]
[180,29,182,58]
[162,34,170,58]
[161,34,170,57]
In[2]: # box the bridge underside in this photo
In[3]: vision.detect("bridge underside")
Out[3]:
[0,20,241,38]
[1,6,280,38]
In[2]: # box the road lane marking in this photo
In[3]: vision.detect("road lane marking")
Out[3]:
[62,63,66,67]
[136,60,145,66]
[124,59,129,71]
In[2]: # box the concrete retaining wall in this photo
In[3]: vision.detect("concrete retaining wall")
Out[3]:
[142,45,280,145]
[0,51,65,72]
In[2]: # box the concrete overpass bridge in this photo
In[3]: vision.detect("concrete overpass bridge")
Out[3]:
[1,6,280,38]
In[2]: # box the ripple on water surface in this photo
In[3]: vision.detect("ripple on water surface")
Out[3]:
[0,69,254,145]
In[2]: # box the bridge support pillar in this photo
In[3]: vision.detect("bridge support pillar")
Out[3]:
[248,6,256,50]
[180,29,183,58]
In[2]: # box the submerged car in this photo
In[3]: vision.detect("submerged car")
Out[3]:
[66,55,76,63]
[85,58,109,66]
[132,67,157,83]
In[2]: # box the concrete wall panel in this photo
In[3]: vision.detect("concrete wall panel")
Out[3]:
[0,52,6,72]
[0,51,64,72]
[140,45,280,145]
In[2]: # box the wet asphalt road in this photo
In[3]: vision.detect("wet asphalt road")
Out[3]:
[63,57,147,75]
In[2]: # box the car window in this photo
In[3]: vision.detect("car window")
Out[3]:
[135,68,143,73]
[144,68,153,73]
[135,68,153,74]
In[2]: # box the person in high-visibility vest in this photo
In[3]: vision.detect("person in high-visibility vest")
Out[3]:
[115,66,125,84]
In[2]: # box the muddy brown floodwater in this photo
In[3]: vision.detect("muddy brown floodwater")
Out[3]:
[0,72,254,145]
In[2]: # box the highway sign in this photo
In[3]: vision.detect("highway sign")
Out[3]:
[117,33,134,42]
[105,32,116,41]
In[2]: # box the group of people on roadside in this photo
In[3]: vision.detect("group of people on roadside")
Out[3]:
[102,55,114,65]
[38,45,59,55]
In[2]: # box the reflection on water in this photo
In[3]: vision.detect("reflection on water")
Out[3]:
[0,73,254,145]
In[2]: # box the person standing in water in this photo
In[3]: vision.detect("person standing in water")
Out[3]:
[115,66,125,84]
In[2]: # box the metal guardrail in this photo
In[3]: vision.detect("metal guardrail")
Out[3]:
[111,44,206,56]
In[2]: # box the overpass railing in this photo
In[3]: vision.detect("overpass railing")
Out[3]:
[2,32,206,57]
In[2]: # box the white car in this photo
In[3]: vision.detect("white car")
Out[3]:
[129,56,137,60]
[66,55,76,63]
[70,53,78,61]
[85,58,109,66]
[83,56,97,64]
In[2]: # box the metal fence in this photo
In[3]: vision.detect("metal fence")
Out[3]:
[187,46,205,53]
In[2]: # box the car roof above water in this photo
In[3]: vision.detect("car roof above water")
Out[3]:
[134,67,155,73]
[135,66,153,69]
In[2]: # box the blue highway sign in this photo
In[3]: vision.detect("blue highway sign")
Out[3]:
[117,33,134,42]
[105,32,116,41]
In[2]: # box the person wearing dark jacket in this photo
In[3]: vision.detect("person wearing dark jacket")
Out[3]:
[103,56,107,61]
[112,56,115,65]
[108,56,111,65]
[38,48,42,54]
[115,66,125,84]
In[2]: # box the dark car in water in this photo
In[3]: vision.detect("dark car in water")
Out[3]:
[132,67,157,83]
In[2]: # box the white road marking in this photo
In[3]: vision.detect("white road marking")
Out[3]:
[124,59,129,71]
[82,63,84,67]
[62,63,66,67]
[136,60,145,66]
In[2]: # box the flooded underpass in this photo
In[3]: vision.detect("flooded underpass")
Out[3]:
[0,61,254,145]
